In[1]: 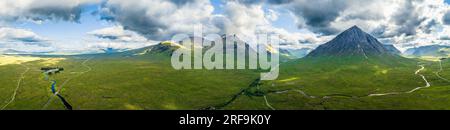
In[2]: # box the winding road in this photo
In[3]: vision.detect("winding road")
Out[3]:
[232,59,450,110]
[266,63,437,110]
[263,95,276,110]
[1,64,30,110]
[368,65,429,96]
[435,60,450,82]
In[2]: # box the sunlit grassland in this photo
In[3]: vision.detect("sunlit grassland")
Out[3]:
[225,56,450,110]
[2,53,450,110]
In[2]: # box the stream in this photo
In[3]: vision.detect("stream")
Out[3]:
[44,72,73,110]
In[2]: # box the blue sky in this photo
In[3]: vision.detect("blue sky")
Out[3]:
[13,4,110,42]
[14,0,302,43]
[0,0,450,54]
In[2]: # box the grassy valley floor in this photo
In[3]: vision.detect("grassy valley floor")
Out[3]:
[1,54,450,110]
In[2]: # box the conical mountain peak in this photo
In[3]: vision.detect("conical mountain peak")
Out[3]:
[349,25,363,31]
[307,26,391,58]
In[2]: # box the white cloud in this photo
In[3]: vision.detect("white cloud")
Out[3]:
[85,26,158,53]
[0,0,101,24]
[220,1,269,39]
[0,27,49,45]
[266,0,450,50]
[216,1,327,49]
[88,26,148,43]
[266,9,279,21]
[99,0,219,40]
[1,0,449,54]
[0,27,56,54]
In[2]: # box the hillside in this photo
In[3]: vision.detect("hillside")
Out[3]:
[225,26,442,110]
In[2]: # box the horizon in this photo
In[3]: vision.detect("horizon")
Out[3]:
[0,0,449,54]
[4,0,450,123]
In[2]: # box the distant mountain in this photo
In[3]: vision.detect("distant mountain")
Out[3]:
[0,49,55,55]
[307,26,390,58]
[1,49,27,54]
[127,34,303,62]
[101,47,128,54]
[279,48,312,59]
[383,44,401,55]
[128,41,182,56]
[404,45,450,57]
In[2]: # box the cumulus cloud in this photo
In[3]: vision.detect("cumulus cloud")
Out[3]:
[266,0,447,36]
[99,0,218,41]
[96,0,315,50]
[85,26,158,53]
[266,9,279,21]
[0,27,55,53]
[0,0,101,24]
[255,0,450,50]
[0,27,49,46]
[235,0,292,5]
[220,1,269,37]
[1,0,449,54]
[88,26,148,43]
[287,0,349,35]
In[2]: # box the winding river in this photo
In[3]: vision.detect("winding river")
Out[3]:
[43,71,73,110]
[42,58,92,110]
[51,80,56,94]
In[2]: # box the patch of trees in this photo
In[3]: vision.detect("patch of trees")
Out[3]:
[41,67,64,75]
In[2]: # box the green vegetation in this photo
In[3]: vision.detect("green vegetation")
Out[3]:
[0,54,260,110]
[226,55,450,110]
[1,52,450,110]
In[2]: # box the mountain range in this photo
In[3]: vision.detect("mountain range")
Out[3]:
[404,45,450,57]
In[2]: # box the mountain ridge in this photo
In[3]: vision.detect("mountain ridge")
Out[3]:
[405,45,450,57]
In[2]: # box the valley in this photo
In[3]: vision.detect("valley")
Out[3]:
[1,26,450,110]
[1,51,450,110]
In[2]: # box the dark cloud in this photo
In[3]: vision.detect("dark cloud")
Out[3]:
[0,1,100,23]
[10,37,50,47]
[266,0,293,5]
[27,6,83,22]
[444,11,450,25]
[421,20,438,34]
[115,11,168,40]
[341,10,385,21]
[99,0,214,41]
[371,25,388,38]
[93,35,119,40]
[235,0,263,5]
[441,36,450,41]
[288,0,348,35]
[87,26,150,43]
[170,0,196,6]
[99,2,171,40]
[390,0,425,36]
[236,0,292,5]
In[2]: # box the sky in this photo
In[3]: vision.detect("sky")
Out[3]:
[0,0,450,54]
